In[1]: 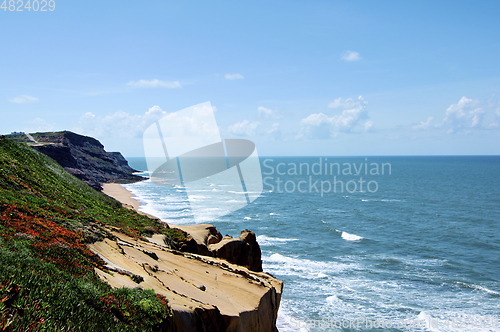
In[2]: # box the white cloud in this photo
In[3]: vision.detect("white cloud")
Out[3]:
[10,95,39,103]
[258,106,282,119]
[413,117,434,130]
[224,73,244,80]
[227,120,260,136]
[470,109,484,127]
[328,97,363,109]
[299,96,372,139]
[127,79,182,88]
[364,120,374,131]
[267,123,281,139]
[341,51,361,62]
[443,96,484,132]
[24,118,55,132]
[488,108,500,128]
[74,105,168,139]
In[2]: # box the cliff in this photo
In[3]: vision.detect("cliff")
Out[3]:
[26,131,143,190]
[0,136,282,331]
[90,226,282,332]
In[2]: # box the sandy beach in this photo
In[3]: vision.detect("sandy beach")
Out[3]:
[102,183,208,236]
[102,183,141,210]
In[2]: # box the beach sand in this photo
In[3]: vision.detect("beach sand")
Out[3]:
[102,183,141,210]
[102,183,218,237]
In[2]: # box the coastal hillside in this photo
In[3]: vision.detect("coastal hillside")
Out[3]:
[0,136,183,330]
[6,131,142,190]
[0,137,282,331]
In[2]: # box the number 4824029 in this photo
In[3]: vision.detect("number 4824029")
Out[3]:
[1,0,55,11]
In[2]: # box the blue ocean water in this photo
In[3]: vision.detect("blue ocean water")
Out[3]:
[125,156,500,332]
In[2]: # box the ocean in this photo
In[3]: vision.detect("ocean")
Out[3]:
[125,156,500,332]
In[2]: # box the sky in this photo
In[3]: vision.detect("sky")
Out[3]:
[1,1,500,157]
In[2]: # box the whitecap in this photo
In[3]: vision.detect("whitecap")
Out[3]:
[132,171,151,176]
[456,281,500,296]
[473,285,500,296]
[326,295,341,306]
[341,231,364,241]
[417,311,440,331]
[257,235,299,246]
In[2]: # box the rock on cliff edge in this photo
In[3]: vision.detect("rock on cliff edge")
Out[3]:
[174,224,263,272]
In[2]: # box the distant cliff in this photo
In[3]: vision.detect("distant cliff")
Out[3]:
[24,131,143,190]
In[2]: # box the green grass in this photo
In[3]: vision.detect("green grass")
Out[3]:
[0,138,184,331]
[2,135,29,143]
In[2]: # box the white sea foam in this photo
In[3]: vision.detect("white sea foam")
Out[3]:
[417,311,441,331]
[473,285,500,295]
[276,305,310,332]
[244,217,252,220]
[187,195,207,201]
[227,190,247,195]
[341,231,364,241]
[270,212,279,216]
[132,170,151,176]
[263,253,357,279]
[457,281,500,296]
[257,235,299,246]
[326,295,342,306]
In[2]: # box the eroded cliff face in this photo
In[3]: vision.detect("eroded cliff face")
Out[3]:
[30,131,142,190]
[88,227,283,332]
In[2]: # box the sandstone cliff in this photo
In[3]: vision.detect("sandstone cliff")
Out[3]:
[89,227,283,332]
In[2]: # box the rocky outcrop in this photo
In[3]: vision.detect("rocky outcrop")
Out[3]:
[174,225,263,272]
[88,227,283,332]
[209,230,262,273]
[29,131,142,190]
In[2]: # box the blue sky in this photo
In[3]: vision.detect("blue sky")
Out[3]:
[2,1,500,156]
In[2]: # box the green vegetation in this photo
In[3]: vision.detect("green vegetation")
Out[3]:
[2,134,29,144]
[0,138,184,331]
